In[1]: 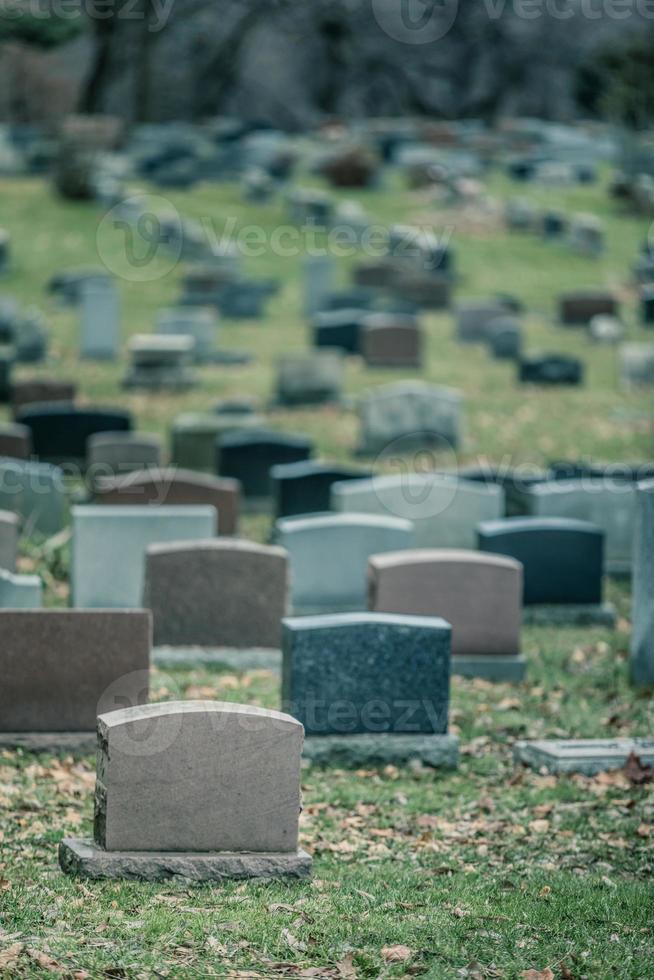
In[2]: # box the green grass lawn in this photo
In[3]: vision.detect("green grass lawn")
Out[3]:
[0,165,653,978]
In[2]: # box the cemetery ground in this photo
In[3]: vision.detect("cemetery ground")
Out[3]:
[0,169,653,977]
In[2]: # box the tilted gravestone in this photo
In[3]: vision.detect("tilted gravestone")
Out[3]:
[360,313,423,369]
[59,700,311,881]
[620,343,654,388]
[311,309,364,354]
[274,350,344,406]
[0,459,67,536]
[271,461,371,520]
[0,422,31,460]
[282,612,458,767]
[15,404,132,465]
[518,354,583,386]
[171,411,263,472]
[79,278,120,360]
[0,510,19,570]
[357,381,463,455]
[217,431,314,508]
[86,432,163,479]
[477,517,613,626]
[631,480,654,687]
[368,550,525,681]
[0,609,151,751]
[10,378,77,415]
[93,468,241,536]
[332,473,503,550]
[521,480,636,575]
[276,513,413,615]
[144,539,288,649]
[0,569,42,608]
[72,505,217,608]
[559,290,618,326]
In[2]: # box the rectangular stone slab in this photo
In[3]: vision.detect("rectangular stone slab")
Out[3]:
[631,481,654,686]
[282,612,451,736]
[514,738,654,775]
[94,701,303,852]
[452,654,527,682]
[0,609,151,732]
[59,839,312,882]
[303,733,459,769]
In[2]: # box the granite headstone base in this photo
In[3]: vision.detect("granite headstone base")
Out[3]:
[153,646,282,672]
[452,654,526,682]
[522,602,616,628]
[514,738,654,775]
[302,733,459,769]
[0,731,97,753]
[59,839,312,882]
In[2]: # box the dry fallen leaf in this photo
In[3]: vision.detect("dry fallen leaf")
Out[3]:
[623,752,654,786]
[521,970,554,980]
[336,952,357,978]
[0,944,23,969]
[382,944,413,963]
[528,819,550,834]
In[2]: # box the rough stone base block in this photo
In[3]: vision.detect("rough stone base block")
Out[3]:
[59,839,312,882]
[522,602,616,628]
[452,654,526,682]
[122,369,196,391]
[303,733,459,769]
[153,646,282,672]
[514,737,654,775]
[0,732,96,753]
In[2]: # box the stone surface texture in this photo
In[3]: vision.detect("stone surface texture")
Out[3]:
[631,480,654,686]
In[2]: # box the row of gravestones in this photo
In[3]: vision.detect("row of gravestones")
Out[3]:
[505,200,605,258]
[2,476,653,683]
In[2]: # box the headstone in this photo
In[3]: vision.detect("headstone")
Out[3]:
[514,738,654,775]
[15,404,132,465]
[87,432,163,479]
[548,460,654,483]
[0,609,150,749]
[0,459,66,536]
[218,280,277,320]
[387,270,452,310]
[368,550,525,681]
[13,307,48,363]
[332,474,502,550]
[312,309,364,354]
[217,431,314,508]
[0,422,31,460]
[48,267,111,307]
[0,346,12,403]
[93,468,241,536]
[324,289,376,312]
[631,480,654,686]
[276,513,413,614]
[455,300,513,343]
[123,335,195,390]
[59,701,311,881]
[0,569,42,608]
[358,381,463,455]
[0,228,9,274]
[589,315,624,344]
[620,343,654,388]
[360,313,423,369]
[505,197,536,231]
[518,354,583,385]
[79,278,120,360]
[71,505,217,608]
[156,307,218,363]
[439,464,550,517]
[477,517,614,625]
[541,210,567,239]
[10,378,77,415]
[282,613,458,768]
[641,284,654,325]
[144,539,288,648]
[271,461,370,520]
[287,187,332,226]
[487,316,522,360]
[559,290,618,326]
[303,256,335,318]
[171,411,263,472]
[181,263,237,307]
[0,510,18,570]
[274,350,344,406]
[521,480,637,575]
[569,213,604,257]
